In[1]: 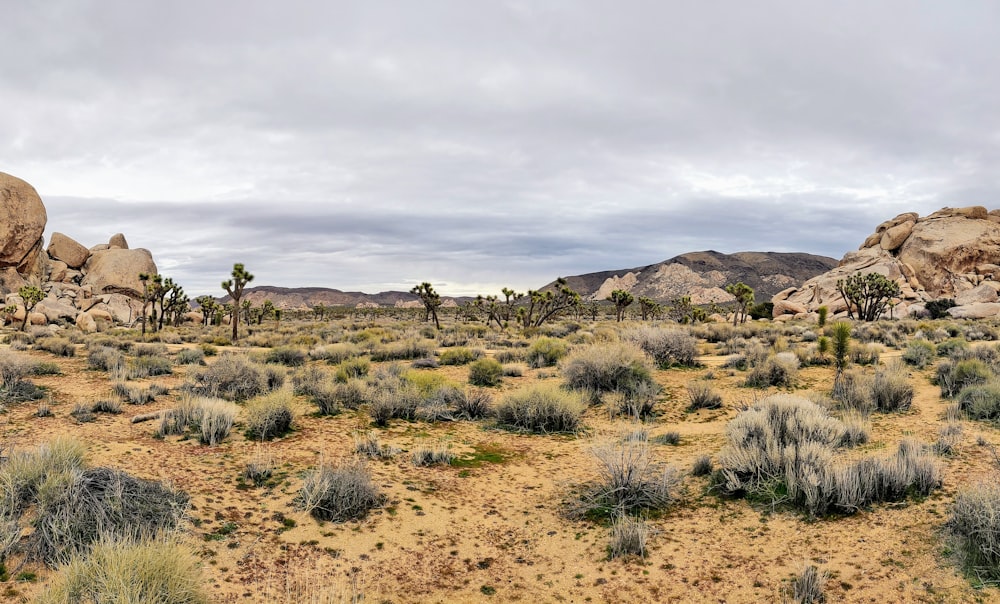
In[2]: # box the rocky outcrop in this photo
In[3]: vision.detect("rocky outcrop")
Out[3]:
[0,172,47,273]
[773,206,1000,319]
[81,249,157,299]
[47,232,90,269]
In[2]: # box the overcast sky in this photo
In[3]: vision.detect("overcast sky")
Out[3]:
[2,1,998,297]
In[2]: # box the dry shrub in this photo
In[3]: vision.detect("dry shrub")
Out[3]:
[561,342,658,401]
[950,481,1000,582]
[297,458,383,522]
[244,391,295,441]
[192,353,271,401]
[608,516,649,559]
[624,327,699,368]
[579,441,681,518]
[495,384,585,433]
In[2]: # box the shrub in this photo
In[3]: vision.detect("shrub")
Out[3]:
[495,384,585,433]
[687,382,722,410]
[265,346,306,367]
[91,398,123,414]
[243,447,274,486]
[334,358,370,383]
[0,349,41,404]
[411,357,439,369]
[935,422,963,455]
[31,362,61,376]
[35,337,75,357]
[297,458,383,521]
[36,537,207,604]
[937,337,971,358]
[562,343,658,401]
[691,455,713,476]
[244,391,295,440]
[950,481,1000,582]
[125,355,173,379]
[790,564,827,604]
[580,442,681,518]
[958,381,1000,423]
[468,358,503,387]
[192,354,270,401]
[333,379,368,410]
[438,347,482,366]
[87,347,124,372]
[370,339,433,362]
[113,382,156,405]
[291,365,329,396]
[0,437,86,517]
[309,343,360,364]
[850,343,881,366]
[871,362,914,412]
[455,388,493,419]
[902,339,936,368]
[927,298,957,319]
[412,444,454,466]
[367,381,421,427]
[652,431,681,446]
[937,358,993,398]
[354,432,399,458]
[744,352,799,388]
[133,343,167,357]
[199,399,238,446]
[526,337,569,368]
[607,516,649,559]
[624,327,699,368]
[175,347,205,365]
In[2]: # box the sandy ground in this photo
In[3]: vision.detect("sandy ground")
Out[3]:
[1,329,998,604]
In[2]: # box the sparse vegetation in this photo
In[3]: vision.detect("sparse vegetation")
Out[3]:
[297,458,383,521]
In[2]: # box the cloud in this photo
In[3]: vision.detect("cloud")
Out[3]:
[4,1,999,296]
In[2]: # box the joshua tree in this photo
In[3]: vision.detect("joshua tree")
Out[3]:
[222,263,254,341]
[138,273,161,336]
[17,285,44,331]
[725,282,755,326]
[195,295,217,326]
[836,272,900,322]
[637,296,660,321]
[411,282,442,329]
[608,289,634,322]
[521,278,581,328]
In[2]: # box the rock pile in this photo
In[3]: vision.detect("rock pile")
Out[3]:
[773,206,1000,320]
[1,172,157,331]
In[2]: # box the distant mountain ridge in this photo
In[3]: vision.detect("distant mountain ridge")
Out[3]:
[221,285,472,310]
[548,250,838,305]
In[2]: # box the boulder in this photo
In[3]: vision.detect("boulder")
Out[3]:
[75,312,97,333]
[880,221,914,252]
[926,206,988,220]
[108,233,129,249]
[955,283,999,306]
[48,260,69,283]
[47,232,90,268]
[0,267,25,294]
[81,248,157,298]
[897,212,1000,297]
[28,312,47,326]
[0,172,47,272]
[875,212,920,233]
[947,303,1000,319]
[772,299,807,317]
[90,293,142,324]
[182,311,204,324]
[36,296,80,322]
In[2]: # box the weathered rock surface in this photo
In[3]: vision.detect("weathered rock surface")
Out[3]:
[947,303,1000,319]
[0,172,47,272]
[47,232,90,269]
[108,233,129,249]
[81,249,157,299]
[775,206,1000,318]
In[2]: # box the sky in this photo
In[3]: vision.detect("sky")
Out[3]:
[2,1,999,297]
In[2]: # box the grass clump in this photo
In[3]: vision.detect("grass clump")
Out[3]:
[354,432,399,458]
[334,358,370,383]
[412,444,455,466]
[370,339,433,362]
[468,358,503,387]
[297,458,383,522]
[438,347,482,366]
[957,381,1000,424]
[87,347,124,372]
[871,361,914,412]
[244,391,295,440]
[175,347,205,365]
[578,441,681,519]
[123,355,173,379]
[937,358,993,398]
[687,382,722,410]
[624,327,699,368]
[495,384,585,433]
[902,339,936,369]
[745,352,799,388]
[0,349,43,404]
[526,337,569,368]
[950,481,1000,583]
[562,342,658,402]
[790,564,827,603]
[36,537,207,604]
[265,346,306,367]
[309,343,360,364]
[607,516,650,559]
[191,354,272,401]
[35,337,75,357]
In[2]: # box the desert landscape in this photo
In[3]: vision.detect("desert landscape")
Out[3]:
[4,169,1000,603]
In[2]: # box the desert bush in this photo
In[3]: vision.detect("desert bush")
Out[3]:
[0,437,86,517]
[502,364,524,377]
[31,361,61,376]
[412,444,454,466]
[87,346,124,372]
[411,357,440,369]
[687,382,722,410]
[367,381,421,426]
[309,342,360,364]
[937,358,993,398]
[691,455,713,476]
[265,346,306,367]
[0,349,42,404]
[192,354,270,401]
[175,347,205,365]
[370,339,433,362]
[871,361,914,412]
[291,365,329,396]
[950,481,1000,582]
[199,399,238,446]
[468,358,503,387]
[454,388,493,420]
[70,403,96,423]
[333,379,368,410]
[113,382,156,405]
[91,398,123,414]
[790,564,827,604]
[624,327,699,368]
[607,515,649,559]
[243,447,275,486]
[353,431,399,458]
[957,381,1000,424]
[744,352,799,388]
[839,411,870,446]
[35,337,75,357]
[495,383,585,433]
[652,431,681,446]
[526,337,569,368]
[297,458,383,522]
[334,358,370,383]
[935,422,964,455]
[244,391,295,440]
[832,370,874,414]
[562,342,658,401]
[937,337,971,358]
[850,343,881,366]
[36,537,208,604]
[579,442,681,519]
[607,381,660,420]
[902,339,936,368]
[124,355,173,379]
[133,343,168,357]
[438,347,482,366]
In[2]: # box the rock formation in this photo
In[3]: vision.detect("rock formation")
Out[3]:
[1,172,155,331]
[772,206,1000,320]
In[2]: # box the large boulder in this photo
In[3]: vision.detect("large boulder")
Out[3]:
[955,283,1000,306]
[36,296,80,323]
[0,172,47,273]
[948,303,1000,319]
[90,293,143,324]
[108,233,129,249]
[47,232,90,269]
[81,248,157,298]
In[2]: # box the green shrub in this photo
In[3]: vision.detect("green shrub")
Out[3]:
[438,347,482,366]
[244,391,295,440]
[175,348,205,365]
[265,346,306,367]
[334,358,370,383]
[850,343,881,366]
[309,342,360,364]
[745,352,799,388]
[35,337,75,357]
[133,343,167,357]
[297,458,383,521]
[926,298,957,320]
[36,537,207,604]
[370,339,433,362]
[526,337,569,368]
[124,355,173,379]
[937,337,971,358]
[871,362,914,412]
[468,358,503,387]
[562,343,658,401]
[958,381,1000,423]
[495,384,585,433]
[902,339,936,368]
[937,359,993,398]
[624,327,699,368]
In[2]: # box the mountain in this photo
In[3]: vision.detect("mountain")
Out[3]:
[220,285,472,310]
[548,251,839,305]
